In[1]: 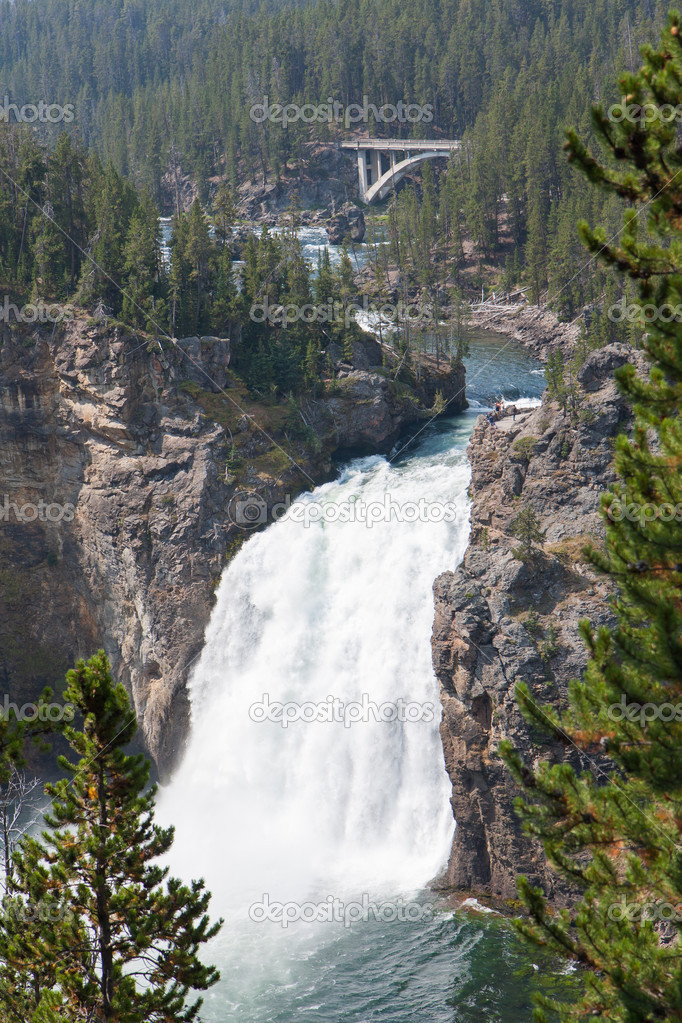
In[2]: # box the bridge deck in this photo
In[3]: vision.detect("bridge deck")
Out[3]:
[340,138,460,151]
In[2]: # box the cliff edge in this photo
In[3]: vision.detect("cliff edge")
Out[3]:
[431,342,643,901]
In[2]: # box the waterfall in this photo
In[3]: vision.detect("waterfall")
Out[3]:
[157,420,475,929]
[150,328,547,1022]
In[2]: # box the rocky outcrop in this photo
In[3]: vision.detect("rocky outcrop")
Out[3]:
[321,362,464,455]
[326,205,366,245]
[236,144,357,219]
[431,343,643,902]
[0,323,236,776]
[1,316,465,778]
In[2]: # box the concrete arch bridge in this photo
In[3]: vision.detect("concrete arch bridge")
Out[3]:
[340,138,462,203]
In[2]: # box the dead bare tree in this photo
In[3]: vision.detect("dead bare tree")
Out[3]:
[0,767,44,893]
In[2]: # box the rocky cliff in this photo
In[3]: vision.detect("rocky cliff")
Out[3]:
[0,315,465,778]
[431,343,643,902]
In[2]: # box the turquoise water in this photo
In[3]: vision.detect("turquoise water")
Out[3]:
[462,328,546,408]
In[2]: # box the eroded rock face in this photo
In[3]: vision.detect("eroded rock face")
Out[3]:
[326,205,366,244]
[431,344,644,901]
[327,362,465,455]
[0,323,238,777]
[236,144,357,219]
[1,317,465,778]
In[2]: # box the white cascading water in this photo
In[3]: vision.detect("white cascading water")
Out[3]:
[157,423,472,929]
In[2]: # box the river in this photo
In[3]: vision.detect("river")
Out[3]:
[159,219,384,273]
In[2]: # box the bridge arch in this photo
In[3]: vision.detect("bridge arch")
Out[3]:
[365,151,449,203]
[340,139,461,204]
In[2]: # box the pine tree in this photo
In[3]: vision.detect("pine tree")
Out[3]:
[211,243,240,336]
[314,248,334,307]
[525,187,548,307]
[212,181,237,249]
[121,190,167,333]
[185,198,214,333]
[510,506,545,558]
[303,338,321,390]
[0,652,222,1022]
[168,210,191,338]
[79,162,137,314]
[544,348,566,404]
[49,133,89,292]
[419,161,437,267]
[500,16,682,1022]
[30,215,66,300]
[339,243,354,313]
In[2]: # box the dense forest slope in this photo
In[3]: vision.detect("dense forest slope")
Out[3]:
[0,0,667,316]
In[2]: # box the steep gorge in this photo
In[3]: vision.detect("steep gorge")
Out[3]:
[0,316,465,776]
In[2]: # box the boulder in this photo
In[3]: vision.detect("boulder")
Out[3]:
[326,204,366,245]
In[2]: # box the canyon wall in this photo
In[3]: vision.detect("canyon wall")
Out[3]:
[432,343,643,901]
